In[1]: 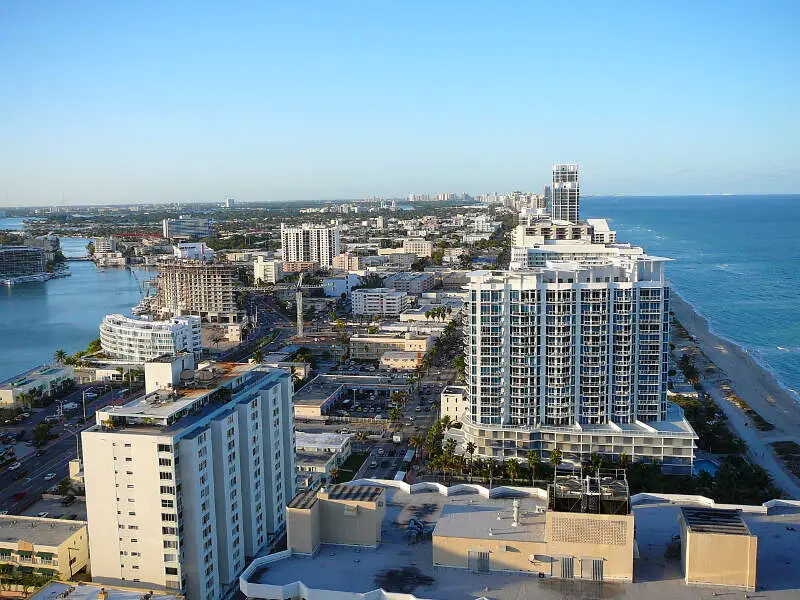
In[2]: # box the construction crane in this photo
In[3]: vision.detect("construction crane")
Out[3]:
[295,272,304,339]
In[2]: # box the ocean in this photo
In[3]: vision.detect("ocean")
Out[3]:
[583,195,800,401]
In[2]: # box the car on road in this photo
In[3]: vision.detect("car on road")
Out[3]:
[370,461,378,468]
[8,462,21,470]
[83,392,98,399]
[37,512,49,518]
[44,472,57,480]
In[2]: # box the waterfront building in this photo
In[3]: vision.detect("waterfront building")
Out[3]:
[0,245,46,278]
[512,217,592,247]
[154,260,242,323]
[332,251,362,272]
[23,234,61,263]
[162,217,215,241]
[509,240,645,270]
[280,223,340,268]
[551,163,580,223]
[0,365,75,408]
[100,314,202,363]
[401,238,433,258]
[82,354,296,599]
[384,272,435,295]
[0,515,89,580]
[349,333,431,362]
[351,288,411,316]
[93,236,117,253]
[254,256,284,284]
[459,262,696,472]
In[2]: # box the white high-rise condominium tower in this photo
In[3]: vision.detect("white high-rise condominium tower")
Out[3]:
[82,355,296,600]
[280,223,341,268]
[551,164,580,223]
[458,256,697,473]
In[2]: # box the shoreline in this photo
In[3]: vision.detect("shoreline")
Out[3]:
[671,292,800,498]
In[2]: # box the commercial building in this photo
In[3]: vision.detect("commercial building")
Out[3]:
[280,223,341,269]
[0,515,89,580]
[162,217,215,241]
[295,432,353,490]
[351,288,410,316]
[0,245,46,278]
[172,242,215,261]
[0,365,75,407]
[322,273,362,298]
[332,252,361,272]
[350,333,432,362]
[100,314,202,363]
[402,238,433,258]
[459,265,697,472]
[253,256,284,284]
[551,164,580,223]
[293,374,411,419]
[439,386,467,422]
[679,507,757,590]
[82,355,296,600]
[384,272,435,295]
[379,351,423,371]
[154,260,242,323]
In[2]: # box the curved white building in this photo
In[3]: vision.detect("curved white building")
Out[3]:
[100,314,202,362]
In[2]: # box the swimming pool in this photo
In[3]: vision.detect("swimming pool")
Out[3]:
[693,459,719,477]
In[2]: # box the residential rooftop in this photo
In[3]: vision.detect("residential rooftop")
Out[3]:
[0,516,87,547]
[30,582,182,600]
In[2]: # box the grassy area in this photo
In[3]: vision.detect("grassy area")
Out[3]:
[771,441,800,478]
[333,452,368,483]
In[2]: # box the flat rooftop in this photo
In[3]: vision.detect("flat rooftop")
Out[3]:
[295,451,332,470]
[324,484,384,503]
[433,499,546,542]
[681,506,751,535]
[293,377,344,407]
[0,516,87,547]
[30,582,181,600]
[295,431,351,450]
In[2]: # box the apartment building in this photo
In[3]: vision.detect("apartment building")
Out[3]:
[401,238,433,258]
[100,314,202,363]
[154,260,242,323]
[512,219,592,247]
[384,272,435,295]
[439,385,468,422]
[349,333,431,361]
[162,217,215,241]
[509,240,645,270]
[551,163,580,223]
[173,242,216,261]
[93,237,118,253]
[0,245,46,277]
[82,354,296,600]
[351,288,410,316]
[280,223,340,269]
[253,256,284,284]
[460,263,697,473]
[0,515,89,580]
[332,252,361,272]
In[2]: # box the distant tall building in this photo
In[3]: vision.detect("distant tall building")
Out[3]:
[162,217,215,241]
[280,223,340,268]
[224,198,235,209]
[551,164,580,223]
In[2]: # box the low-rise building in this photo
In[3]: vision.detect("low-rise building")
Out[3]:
[0,245,47,279]
[295,432,353,490]
[439,386,467,421]
[0,365,75,407]
[332,252,362,272]
[351,288,410,316]
[402,238,433,258]
[254,256,284,284]
[172,242,215,261]
[30,581,182,600]
[384,272,435,295]
[322,273,362,298]
[282,261,318,274]
[100,314,202,363]
[0,515,89,580]
[379,351,424,371]
[350,333,432,362]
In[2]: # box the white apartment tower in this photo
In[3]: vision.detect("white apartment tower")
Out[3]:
[551,164,580,223]
[460,261,697,473]
[82,355,296,600]
[280,223,341,269]
[100,314,202,363]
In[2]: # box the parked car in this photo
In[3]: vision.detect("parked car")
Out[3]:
[37,512,49,518]
[8,462,21,471]
[44,472,57,481]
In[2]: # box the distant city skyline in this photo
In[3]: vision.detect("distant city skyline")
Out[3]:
[1,2,798,206]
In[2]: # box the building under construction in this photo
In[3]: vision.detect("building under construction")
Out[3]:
[154,259,243,323]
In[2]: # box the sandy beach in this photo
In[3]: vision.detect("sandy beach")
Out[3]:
[671,292,800,498]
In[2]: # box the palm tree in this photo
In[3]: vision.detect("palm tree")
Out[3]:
[54,349,67,365]
[389,406,403,425]
[440,415,452,431]
[466,441,476,481]
[589,453,603,475]
[506,458,520,484]
[329,468,340,483]
[618,452,630,472]
[253,349,264,363]
[409,435,424,462]
[549,448,563,470]
[527,450,539,486]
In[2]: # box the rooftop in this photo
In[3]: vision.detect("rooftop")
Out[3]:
[324,484,384,503]
[30,582,181,600]
[293,377,345,407]
[295,451,333,470]
[433,498,546,542]
[0,516,87,547]
[295,431,351,451]
[680,506,752,535]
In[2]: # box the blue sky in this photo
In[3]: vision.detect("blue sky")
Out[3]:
[1,1,798,205]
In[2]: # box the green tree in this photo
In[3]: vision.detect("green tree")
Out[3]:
[86,241,95,255]
[549,448,563,469]
[589,453,603,475]
[253,349,264,363]
[54,349,67,365]
[33,423,53,446]
[453,355,466,381]
[506,458,520,484]
[527,450,539,485]
[466,441,476,481]
[618,452,631,471]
